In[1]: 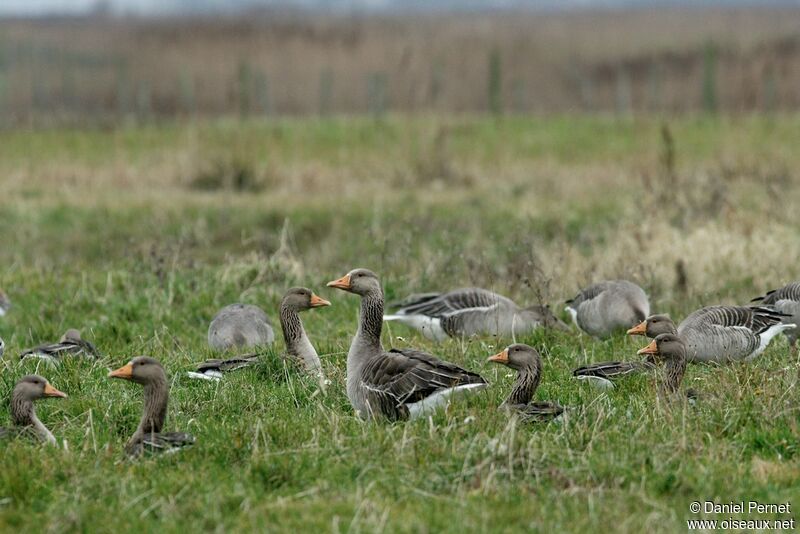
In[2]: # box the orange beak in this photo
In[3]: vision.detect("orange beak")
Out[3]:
[487,348,509,364]
[627,320,648,336]
[310,293,331,308]
[108,363,134,380]
[44,383,68,398]
[326,274,351,290]
[637,340,659,355]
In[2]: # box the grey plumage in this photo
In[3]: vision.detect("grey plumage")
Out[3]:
[638,333,688,400]
[565,280,650,338]
[20,329,100,362]
[385,287,568,341]
[677,305,792,363]
[751,282,800,351]
[328,269,487,421]
[208,303,274,351]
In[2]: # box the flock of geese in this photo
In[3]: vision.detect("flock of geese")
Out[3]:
[0,274,798,456]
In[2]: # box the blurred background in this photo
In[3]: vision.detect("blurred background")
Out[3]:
[1,1,800,124]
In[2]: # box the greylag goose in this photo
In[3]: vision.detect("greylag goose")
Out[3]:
[571,313,676,389]
[628,308,792,363]
[208,303,274,351]
[751,282,800,354]
[327,269,488,421]
[565,280,650,338]
[637,333,689,400]
[20,329,100,361]
[488,344,563,422]
[109,356,195,456]
[0,336,5,358]
[0,289,10,317]
[0,375,67,444]
[384,288,568,341]
[190,287,331,380]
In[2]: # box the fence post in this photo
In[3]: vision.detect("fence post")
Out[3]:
[488,48,502,115]
[136,80,151,121]
[647,62,663,113]
[702,40,717,114]
[615,66,631,116]
[254,70,269,115]
[238,60,252,117]
[429,59,443,109]
[178,67,195,117]
[367,72,387,118]
[116,61,131,118]
[763,65,777,113]
[318,68,333,116]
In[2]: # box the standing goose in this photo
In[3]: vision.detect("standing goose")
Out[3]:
[189,288,331,380]
[327,269,488,421]
[751,281,800,354]
[487,344,563,422]
[384,288,568,341]
[109,356,195,456]
[572,314,677,388]
[0,289,10,317]
[637,333,689,400]
[0,375,67,444]
[565,280,650,338]
[208,303,274,352]
[20,329,100,362]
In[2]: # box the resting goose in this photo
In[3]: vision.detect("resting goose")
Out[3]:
[208,303,274,351]
[637,333,689,400]
[0,289,10,317]
[0,375,67,444]
[190,288,331,380]
[384,288,568,341]
[572,314,677,389]
[20,329,100,362]
[109,356,195,456]
[751,282,800,354]
[327,269,488,421]
[488,344,563,422]
[565,280,650,338]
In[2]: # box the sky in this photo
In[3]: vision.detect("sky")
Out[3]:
[0,0,797,16]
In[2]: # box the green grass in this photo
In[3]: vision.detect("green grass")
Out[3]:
[1,115,799,532]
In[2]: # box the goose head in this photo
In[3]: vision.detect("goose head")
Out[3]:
[488,343,541,371]
[282,287,331,311]
[14,375,68,401]
[627,314,676,338]
[109,356,167,385]
[637,333,686,363]
[327,268,381,297]
[60,329,82,343]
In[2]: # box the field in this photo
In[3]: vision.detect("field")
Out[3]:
[0,115,799,531]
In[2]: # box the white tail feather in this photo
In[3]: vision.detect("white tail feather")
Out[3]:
[406,383,487,420]
[186,371,222,381]
[574,374,615,390]
[750,323,797,360]
[382,314,448,341]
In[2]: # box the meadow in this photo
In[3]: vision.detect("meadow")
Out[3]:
[0,115,799,532]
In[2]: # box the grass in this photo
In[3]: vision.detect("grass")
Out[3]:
[1,115,799,532]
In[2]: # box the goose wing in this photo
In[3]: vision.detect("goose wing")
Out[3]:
[391,288,513,317]
[195,354,260,374]
[572,361,655,379]
[20,340,92,359]
[129,432,196,456]
[508,401,564,423]
[360,349,487,420]
[751,282,800,305]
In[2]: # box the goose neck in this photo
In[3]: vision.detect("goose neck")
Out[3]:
[135,378,169,440]
[505,364,541,406]
[356,292,384,350]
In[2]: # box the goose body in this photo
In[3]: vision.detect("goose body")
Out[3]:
[0,375,67,444]
[20,329,99,362]
[677,306,793,363]
[109,356,194,456]
[328,269,488,421]
[208,303,274,351]
[488,344,563,422]
[191,288,330,380]
[572,361,656,390]
[565,280,650,338]
[384,288,567,341]
[751,282,800,353]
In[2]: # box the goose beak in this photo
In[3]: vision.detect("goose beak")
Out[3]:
[487,348,509,364]
[637,340,659,355]
[327,274,351,290]
[627,320,648,336]
[310,293,331,308]
[108,363,134,380]
[44,383,68,398]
